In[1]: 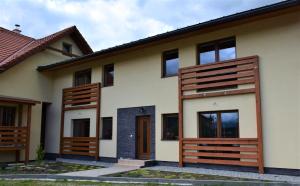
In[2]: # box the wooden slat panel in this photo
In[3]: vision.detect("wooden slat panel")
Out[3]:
[183,145,257,152]
[64,93,97,101]
[183,152,258,159]
[64,105,97,111]
[64,98,98,105]
[62,151,96,156]
[63,83,98,92]
[183,158,258,167]
[0,127,27,130]
[180,56,258,73]
[0,141,27,145]
[182,78,255,91]
[0,147,25,151]
[64,89,97,97]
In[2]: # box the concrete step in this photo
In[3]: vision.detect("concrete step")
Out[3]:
[117,159,148,167]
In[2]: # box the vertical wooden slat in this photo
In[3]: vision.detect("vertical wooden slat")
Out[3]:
[59,91,65,156]
[254,59,264,174]
[25,104,31,164]
[16,104,23,162]
[178,70,183,167]
[95,83,101,160]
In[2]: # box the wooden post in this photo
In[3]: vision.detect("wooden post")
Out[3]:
[95,83,101,161]
[59,91,65,156]
[16,104,23,162]
[178,70,183,167]
[254,58,264,174]
[25,104,32,164]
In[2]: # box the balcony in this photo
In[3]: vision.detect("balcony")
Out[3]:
[178,56,264,173]
[60,83,101,160]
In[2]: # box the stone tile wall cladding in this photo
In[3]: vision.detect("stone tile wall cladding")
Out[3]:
[117,106,155,159]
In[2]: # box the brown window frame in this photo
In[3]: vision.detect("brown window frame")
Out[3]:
[161,113,179,141]
[197,37,236,65]
[0,106,16,126]
[198,110,239,138]
[72,118,90,137]
[161,49,179,78]
[73,68,91,87]
[101,117,113,140]
[62,42,72,54]
[103,64,114,87]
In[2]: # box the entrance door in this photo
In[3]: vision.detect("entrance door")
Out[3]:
[136,116,151,159]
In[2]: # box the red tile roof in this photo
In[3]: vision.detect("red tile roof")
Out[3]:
[0,26,92,72]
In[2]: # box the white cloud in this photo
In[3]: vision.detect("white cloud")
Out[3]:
[0,0,282,50]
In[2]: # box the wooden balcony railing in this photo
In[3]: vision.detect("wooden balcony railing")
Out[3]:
[178,56,264,173]
[179,56,258,99]
[60,83,101,160]
[182,138,260,167]
[61,137,97,157]
[0,127,28,151]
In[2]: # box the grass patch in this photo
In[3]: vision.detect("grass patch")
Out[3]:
[0,161,101,174]
[108,169,255,181]
[0,180,165,186]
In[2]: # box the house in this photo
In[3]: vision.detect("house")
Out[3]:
[1,0,299,175]
[0,25,93,163]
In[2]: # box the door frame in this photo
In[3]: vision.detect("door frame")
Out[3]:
[136,115,151,160]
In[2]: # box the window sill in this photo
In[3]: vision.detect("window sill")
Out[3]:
[161,75,178,79]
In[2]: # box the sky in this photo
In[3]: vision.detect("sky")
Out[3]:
[0,0,283,51]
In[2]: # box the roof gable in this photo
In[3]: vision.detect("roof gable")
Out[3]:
[0,26,92,72]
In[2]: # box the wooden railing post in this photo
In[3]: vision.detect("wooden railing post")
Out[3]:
[254,58,264,174]
[95,83,101,161]
[178,70,183,167]
[25,104,31,164]
[59,91,65,157]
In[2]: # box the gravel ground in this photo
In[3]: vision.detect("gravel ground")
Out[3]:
[145,166,300,184]
[56,158,114,168]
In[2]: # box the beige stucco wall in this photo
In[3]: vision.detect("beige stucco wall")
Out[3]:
[46,11,299,169]
[0,35,84,162]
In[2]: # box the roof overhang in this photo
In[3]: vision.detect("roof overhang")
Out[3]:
[0,95,41,105]
[37,0,300,72]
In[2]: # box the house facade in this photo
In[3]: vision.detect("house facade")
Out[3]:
[1,1,299,175]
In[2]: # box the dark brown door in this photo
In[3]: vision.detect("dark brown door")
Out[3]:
[136,116,151,160]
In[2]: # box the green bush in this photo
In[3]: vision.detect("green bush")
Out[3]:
[36,145,45,162]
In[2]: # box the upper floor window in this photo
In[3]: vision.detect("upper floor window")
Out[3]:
[162,49,179,77]
[198,37,236,65]
[72,118,90,137]
[162,113,178,140]
[101,117,113,140]
[74,69,91,87]
[62,42,72,54]
[103,64,114,87]
[0,106,16,126]
[198,110,239,138]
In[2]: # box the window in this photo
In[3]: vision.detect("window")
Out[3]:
[198,38,236,65]
[198,110,239,138]
[72,119,90,137]
[162,114,178,140]
[103,64,114,87]
[0,106,16,126]
[162,49,179,77]
[101,117,113,140]
[62,42,72,54]
[74,69,91,87]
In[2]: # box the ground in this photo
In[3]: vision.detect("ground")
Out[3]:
[0,180,162,186]
[108,169,256,181]
[0,161,101,174]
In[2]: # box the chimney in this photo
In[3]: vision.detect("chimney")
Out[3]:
[12,24,21,33]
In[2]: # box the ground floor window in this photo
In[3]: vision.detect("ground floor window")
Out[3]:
[72,119,90,137]
[162,113,178,140]
[101,117,112,140]
[198,110,239,138]
[0,106,16,126]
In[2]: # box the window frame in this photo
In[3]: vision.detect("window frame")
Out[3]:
[197,37,236,65]
[161,113,179,141]
[62,42,72,54]
[101,117,113,140]
[103,64,114,87]
[73,68,92,87]
[161,49,179,78]
[72,118,90,137]
[198,110,239,138]
[0,106,16,126]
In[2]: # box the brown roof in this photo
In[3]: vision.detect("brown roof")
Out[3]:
[0,95,40,105]
[0,26,93,72]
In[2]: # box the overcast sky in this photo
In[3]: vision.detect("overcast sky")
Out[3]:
[0,0,282,51]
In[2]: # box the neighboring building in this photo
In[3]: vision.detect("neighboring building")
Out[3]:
[1,0,299,175]
[0,25,92,162]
